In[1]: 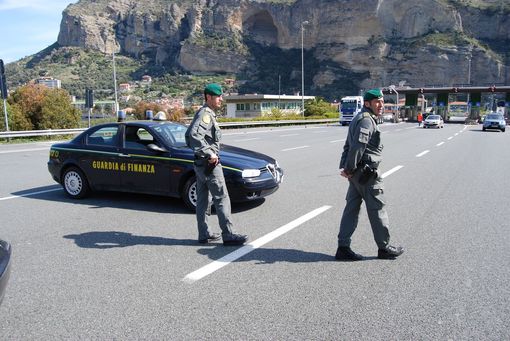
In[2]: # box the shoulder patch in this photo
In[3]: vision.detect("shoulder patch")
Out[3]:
[202,114,211,124]
[358,127,370,143]
[363,112,370,118]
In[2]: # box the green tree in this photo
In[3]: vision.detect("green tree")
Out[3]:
[0,101,33,131]
[10,84,48,129]
[132,101,166,120]
[9,84,80,130]
[304,97,336,117]
[39,89,81,129]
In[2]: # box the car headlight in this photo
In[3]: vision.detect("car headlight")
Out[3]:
[242,169,261,178]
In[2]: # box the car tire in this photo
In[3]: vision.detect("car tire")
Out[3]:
[62,167,90,199]
[483,127,486,131]
[182,176,198,211]
[502,128,505,132]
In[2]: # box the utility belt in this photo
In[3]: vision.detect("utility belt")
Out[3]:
[358,163,378,185]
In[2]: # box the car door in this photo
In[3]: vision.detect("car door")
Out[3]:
[79,125,122,190]
[119,124,172,195]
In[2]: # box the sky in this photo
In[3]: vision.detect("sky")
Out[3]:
[0,0,77,64]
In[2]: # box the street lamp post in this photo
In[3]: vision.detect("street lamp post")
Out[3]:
[467,56,472,118]
[301,20,309,117]
[389,85,399,122]
[112,51,119,114]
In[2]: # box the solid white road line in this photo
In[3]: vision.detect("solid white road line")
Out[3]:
[329,139,345,143]
[282,145,309,152]
[381,165,404,179]
[0,188,61,201]
[436,142,445,146]
[183,205,332,283]
[0,147,49,154]
[280,134,299,137]
[416,150,430,158]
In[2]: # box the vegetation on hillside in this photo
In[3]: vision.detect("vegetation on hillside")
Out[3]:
[1,84,80,131]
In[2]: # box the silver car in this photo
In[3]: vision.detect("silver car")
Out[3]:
[423,114,444,128]
[482,113,506,132]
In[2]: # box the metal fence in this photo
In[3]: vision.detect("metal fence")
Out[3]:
[0,119,338,139]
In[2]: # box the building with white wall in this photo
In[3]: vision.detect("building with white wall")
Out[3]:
[224,94,315,118]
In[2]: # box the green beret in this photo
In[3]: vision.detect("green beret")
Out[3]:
[204,83,223,96]
[363,89,384,101]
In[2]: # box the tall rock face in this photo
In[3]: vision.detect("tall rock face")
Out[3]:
[58,0,509,98]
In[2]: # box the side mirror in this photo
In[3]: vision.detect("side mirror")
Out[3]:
[147,143,167,153]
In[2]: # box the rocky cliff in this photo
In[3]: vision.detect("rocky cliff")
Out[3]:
[57,0,509,98]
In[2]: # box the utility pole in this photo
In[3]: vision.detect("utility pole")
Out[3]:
[0,59,9,131]
[112,52,119,114]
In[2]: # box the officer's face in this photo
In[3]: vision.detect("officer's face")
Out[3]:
[367,98,384,116]
[206,94,223,110]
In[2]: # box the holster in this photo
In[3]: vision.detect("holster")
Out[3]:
[358,164,377,185]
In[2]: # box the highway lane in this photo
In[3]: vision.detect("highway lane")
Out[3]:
[0,122,509,340]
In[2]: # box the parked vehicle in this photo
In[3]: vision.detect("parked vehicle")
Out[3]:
[48,121,284,210]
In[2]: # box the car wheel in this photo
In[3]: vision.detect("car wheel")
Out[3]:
[62,167,90,199]
[182,176,197,211]
[483,127,486,131]
[502,128,505,132]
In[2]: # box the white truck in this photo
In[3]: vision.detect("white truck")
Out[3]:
[339,96,363,126]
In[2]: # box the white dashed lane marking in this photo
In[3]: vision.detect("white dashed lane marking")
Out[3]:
[416,150,430,158]
[282,146,309,152]
[381,165,404,178]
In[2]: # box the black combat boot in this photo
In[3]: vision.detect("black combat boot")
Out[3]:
[222,233,248,246]
[377,245,404,259]
[335,247,363,261]
[198,232,221,244]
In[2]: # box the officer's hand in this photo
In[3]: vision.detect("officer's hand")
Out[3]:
[209,154,219,165]
[340,169,352,179]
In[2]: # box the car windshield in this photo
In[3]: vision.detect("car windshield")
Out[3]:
[486,114,503,120]
[153,123,188,147]
[427,115,440,120]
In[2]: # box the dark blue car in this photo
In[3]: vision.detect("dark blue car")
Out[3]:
[48,121,283,210]
[0,239,11,305]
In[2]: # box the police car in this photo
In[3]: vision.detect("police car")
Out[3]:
[47,121,283,210]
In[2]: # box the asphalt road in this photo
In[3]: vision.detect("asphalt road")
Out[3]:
[1,121,509,340]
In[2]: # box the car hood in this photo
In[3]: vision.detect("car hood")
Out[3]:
[220,144,276,170]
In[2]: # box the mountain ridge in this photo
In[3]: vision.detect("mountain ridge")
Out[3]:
[6,0,510,102]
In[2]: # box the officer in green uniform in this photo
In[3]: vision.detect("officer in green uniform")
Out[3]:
[335,89,404,261]
[185,83,248,246]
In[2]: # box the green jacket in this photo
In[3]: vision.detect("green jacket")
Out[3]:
[339,107,383,173]
[185,105,222,159]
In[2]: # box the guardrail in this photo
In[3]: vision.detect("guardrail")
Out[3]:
[0,119,339,139]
